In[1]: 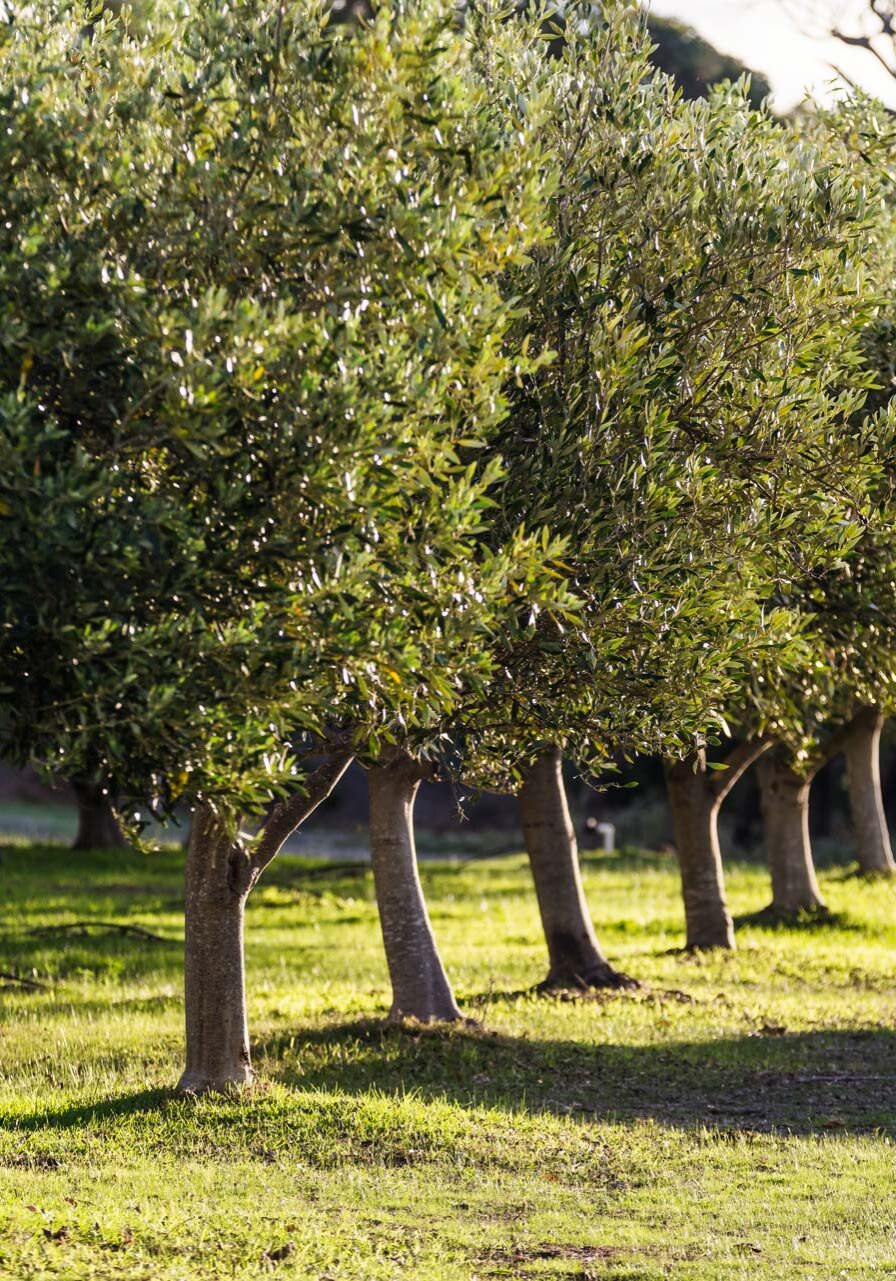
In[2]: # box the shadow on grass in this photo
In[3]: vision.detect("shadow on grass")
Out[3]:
[5,1088,170,1133]
[0,932,183,985]
[251,1018,896,1138]
[6,1022,896,1142]
[733,906,862,932]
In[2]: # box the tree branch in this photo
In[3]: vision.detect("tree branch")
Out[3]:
[289,727,356,761]
[0,969,48,991]
[871,0,895,39]
[830,29,896,79]
[252,752,354,875]
[710,736,774,803]
[806,711,865,777]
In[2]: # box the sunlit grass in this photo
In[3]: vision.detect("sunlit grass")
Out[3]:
[1,841,894,1278]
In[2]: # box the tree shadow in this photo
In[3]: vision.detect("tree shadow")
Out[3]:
[7,1022,896,1142]
[255,1019,896,1138]
[464,982,689,1009]
[826,864,896,884]
[4,1088,170,1133]
[733,906,862,932]
[0,930,182,986]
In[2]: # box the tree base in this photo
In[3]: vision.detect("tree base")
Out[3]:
[855,864,896,881]
[755,902,831,925]
[538,962,639,993]
[386,1000,466,1026]
[176,1065,255,1096]
[385,1010,477,1030]
[683,934,737,954]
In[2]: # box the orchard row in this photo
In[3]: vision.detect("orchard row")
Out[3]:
[2,0,895,1091]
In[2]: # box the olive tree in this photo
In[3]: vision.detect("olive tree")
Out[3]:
[469,2,879,962]
[752,453,896,909]
[689,103,896,921]
[0,0,566,1087]
[355,2,884,1021]
[827,137,896,878]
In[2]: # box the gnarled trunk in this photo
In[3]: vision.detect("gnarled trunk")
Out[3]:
[178,806,252,1093]
[72,779,126,850]
[177,752,353,1094]
[664,756,734,951]
[758,755,825,914]
[368,756,462,1022]
[518,748,632,988]
[844,706,895,876]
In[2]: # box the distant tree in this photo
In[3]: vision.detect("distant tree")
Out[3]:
[828,103,896,876]
[724,102,896,912]
[474,3,878,960]
[646,14,772,108]
[785,0,896,95]
[361,2,887,1021]
[71,779,126,851]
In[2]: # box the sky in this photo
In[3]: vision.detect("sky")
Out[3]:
[648,0,896,112]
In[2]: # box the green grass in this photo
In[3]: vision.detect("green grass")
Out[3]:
[1,839,895,1279]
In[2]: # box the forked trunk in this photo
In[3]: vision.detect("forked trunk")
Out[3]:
[844,706,895,876]
[176,753,353,1094]
[758,756,825,914]
[664,756,734,950]
[518,748,633,988]
[178,806,252,1093]
[72,779,126,850]
[368,757,462,1022]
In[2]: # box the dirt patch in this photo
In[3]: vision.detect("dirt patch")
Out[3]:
[478,1242,628,1264]
[0,1151,63,1170]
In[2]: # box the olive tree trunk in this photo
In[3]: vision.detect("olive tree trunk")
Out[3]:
[844,706,896,875]
[368,755,462,1022]
[663,739,771,951]
[518,747,633,989]
[72,779,126,850]
[177,752,353,1094]
[664,757,733,950]
[757,755,825,914]
[178,806,252,1094]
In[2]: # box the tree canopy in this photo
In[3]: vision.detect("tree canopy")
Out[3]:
[0,0,571,822]
[451,2,883,789]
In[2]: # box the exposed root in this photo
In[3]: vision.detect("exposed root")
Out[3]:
[0,969,48,991]
[538,964,640,994]
[22,921,168,942]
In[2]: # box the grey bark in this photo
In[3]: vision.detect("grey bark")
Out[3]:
[177,753,353,1093]
[368,755,462,1022]
[844,706,896,875]
[757,754,826,914]
[664,756,733,951]
[178,805,253,1094]
[72,779,126,850]
[663,739,771,951]
[518,747,633,988]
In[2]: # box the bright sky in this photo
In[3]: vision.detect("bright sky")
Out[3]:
[648,0,896,112]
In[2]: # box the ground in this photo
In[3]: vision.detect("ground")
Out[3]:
[0,839,894,1280]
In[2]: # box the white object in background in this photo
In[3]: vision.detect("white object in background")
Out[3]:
[596,822,615,853]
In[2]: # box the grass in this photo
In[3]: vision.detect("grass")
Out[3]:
[1,838,895,1279]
